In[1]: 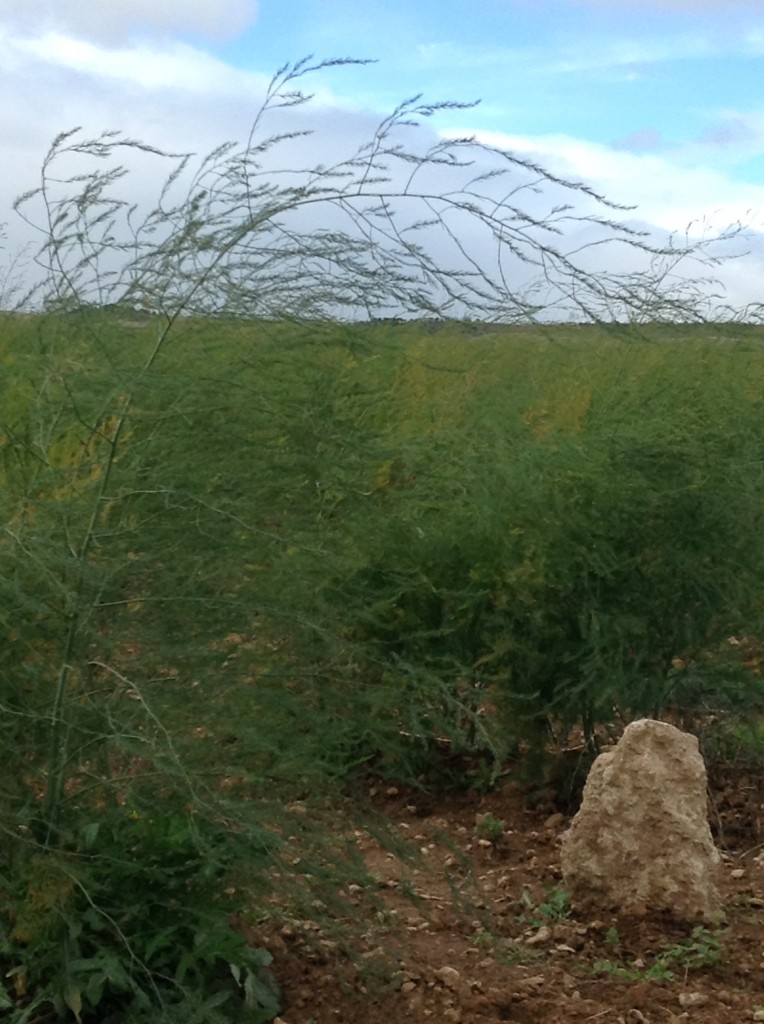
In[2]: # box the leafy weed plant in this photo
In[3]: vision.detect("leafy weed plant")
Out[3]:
[592,927,722,983]
[1,805,280,1023]
[517,887,571,929]
[474,813,505,842]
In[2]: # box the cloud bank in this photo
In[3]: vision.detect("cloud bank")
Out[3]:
[2,1,764,317]
[0,0,259,42]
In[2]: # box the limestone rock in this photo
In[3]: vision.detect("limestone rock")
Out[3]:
[560,719,721,922]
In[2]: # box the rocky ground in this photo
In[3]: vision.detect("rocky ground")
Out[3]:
[257,761,764,1024]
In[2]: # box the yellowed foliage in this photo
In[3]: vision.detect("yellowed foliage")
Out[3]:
[390,335,480,439]
[11,856,77,944]
[523,384,593,439]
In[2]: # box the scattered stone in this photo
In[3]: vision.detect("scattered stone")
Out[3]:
[544,812,565,830]
[731,868,746,879]
[434,966,461,990]
[525,925,552,946]
[560,719,722,921]
[516,975,546,992]
[678,991,709,1008]
[752,1010,764,1022]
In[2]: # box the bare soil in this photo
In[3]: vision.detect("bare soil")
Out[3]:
[257,763,764,1024]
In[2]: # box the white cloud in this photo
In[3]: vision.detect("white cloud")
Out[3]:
[548,34,714,74]
[0,29,265,267]
[0,0,258,43]
[0,27,390,270]
[744,27,764,50]
[12,30,268,95]
[1,11,763,318]
[444,125,764,312]
[418,33,714,78]
[462,128,764,236]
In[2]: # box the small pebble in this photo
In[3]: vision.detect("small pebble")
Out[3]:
[525,925,552,946]
[678,992,709,1008]
[434,966,461,990]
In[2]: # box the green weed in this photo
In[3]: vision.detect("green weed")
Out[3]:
[592,927,722,983]
[474,813,505,842]
[0,807,281,1022]
[517,887,571,928]
[472,928,494,949]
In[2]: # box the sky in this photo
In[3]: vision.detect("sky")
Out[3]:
[2,0,764,316]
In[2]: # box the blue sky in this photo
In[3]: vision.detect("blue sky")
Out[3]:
[213,0,764,172]
[2,0,764,311]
